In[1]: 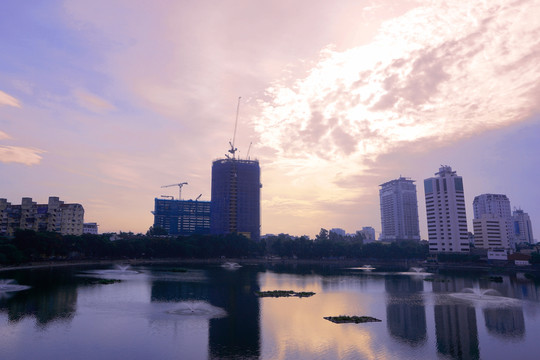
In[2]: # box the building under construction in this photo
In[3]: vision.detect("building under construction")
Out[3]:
[153,198,211,236]
[210,158,261,241]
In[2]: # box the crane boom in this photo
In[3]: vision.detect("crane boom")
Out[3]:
[161,182,188,200]
[228,96,241,158]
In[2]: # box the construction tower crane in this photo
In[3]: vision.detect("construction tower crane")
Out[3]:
[227,96,241,159]
[195,194,202,201]
[161,182,188,200]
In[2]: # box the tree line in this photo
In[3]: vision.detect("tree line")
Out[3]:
[0,228,429,265]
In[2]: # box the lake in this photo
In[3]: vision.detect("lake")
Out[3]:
[1,263,539,360]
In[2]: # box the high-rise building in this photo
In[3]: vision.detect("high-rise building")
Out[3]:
[210,158,261,240]
[473,214,510,249]
[424,166,469,253]
[379,177,420,242]
[153,198,211,236]
[472,194,512,249]
[473,194,512,219]
[0,197,84,236]
[512,209,534,245]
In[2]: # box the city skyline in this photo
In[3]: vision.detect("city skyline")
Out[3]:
[1,1,539,239]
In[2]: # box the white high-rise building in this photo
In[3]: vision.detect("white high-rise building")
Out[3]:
[472,194,512,249]
[512,209,535,245]
[473,194,512,219]
[379,177,420,242]
[473,214,510,249]
[424,166,469,253]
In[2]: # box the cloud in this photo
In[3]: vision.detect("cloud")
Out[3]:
[73,89,115,113]
[256,0,540,171]
[0,131,11,140]
[0,146,44,165]
[0,90,21,108]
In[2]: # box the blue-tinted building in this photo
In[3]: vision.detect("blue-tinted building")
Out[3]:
[153,198,211,236]
[210,158,261,240]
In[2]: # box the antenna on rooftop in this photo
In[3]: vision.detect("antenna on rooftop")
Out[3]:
[228,96,241,159]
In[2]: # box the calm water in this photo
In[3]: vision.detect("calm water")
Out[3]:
[1,263,539,360]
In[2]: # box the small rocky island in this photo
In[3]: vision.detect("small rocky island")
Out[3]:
[255,290,316,298]
[324,315,382,324]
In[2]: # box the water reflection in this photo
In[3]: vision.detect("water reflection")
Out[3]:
[0,269,79,327]
[1,265,540,360]
[483,307,525,339]
[149,266,261,360]
[385,276,426,346]
[434,303,479,360]
[433,277,480,360]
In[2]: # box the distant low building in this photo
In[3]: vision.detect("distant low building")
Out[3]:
[330,228,346,236]
[359,226,376,243]
[487,248,509,261]
[83,222,99,235]
[0,197,84,236]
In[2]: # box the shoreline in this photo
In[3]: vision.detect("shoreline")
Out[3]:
[1,257,538,274]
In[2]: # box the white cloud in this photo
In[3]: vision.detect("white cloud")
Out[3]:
[256,0,540,171]
[73,89,115,113]
[0,131,11,140]
[0,146,44,165]
[0,90,21,108]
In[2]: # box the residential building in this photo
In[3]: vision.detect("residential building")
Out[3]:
[424,166,469,253]
[379,176,420,242]
[210,158,261,240]
[0,197,84,236]
[512,209,535,245]
[83,222,99,235]
[153,198,211,236]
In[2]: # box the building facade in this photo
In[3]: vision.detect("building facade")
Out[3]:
[424,166,469,253]
[473,214,510,249]
[472,194,512,249]
[210,158,261,240]
[153,198,211,236]
[379,177,420,242]
[512,209,535,245]
[0,197,84,236]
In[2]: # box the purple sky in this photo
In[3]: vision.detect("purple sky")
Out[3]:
[1,0,539,239]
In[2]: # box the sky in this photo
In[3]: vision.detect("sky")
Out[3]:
[1,0,539,239]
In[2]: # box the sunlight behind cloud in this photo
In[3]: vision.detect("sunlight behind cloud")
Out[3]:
[256,0,540,170]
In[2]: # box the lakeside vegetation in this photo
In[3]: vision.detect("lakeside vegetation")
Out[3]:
[0,228,430,266]
[255,290,316,298]
[2,228,539,268]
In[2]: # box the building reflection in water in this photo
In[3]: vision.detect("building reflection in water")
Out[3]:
[384,276,427,346]
[149,266,261,360]
[483,307,525,339]
[432,277,479,360]
[0,268,79,328]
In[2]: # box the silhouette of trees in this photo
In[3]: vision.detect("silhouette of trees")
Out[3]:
[0,228,429,265]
